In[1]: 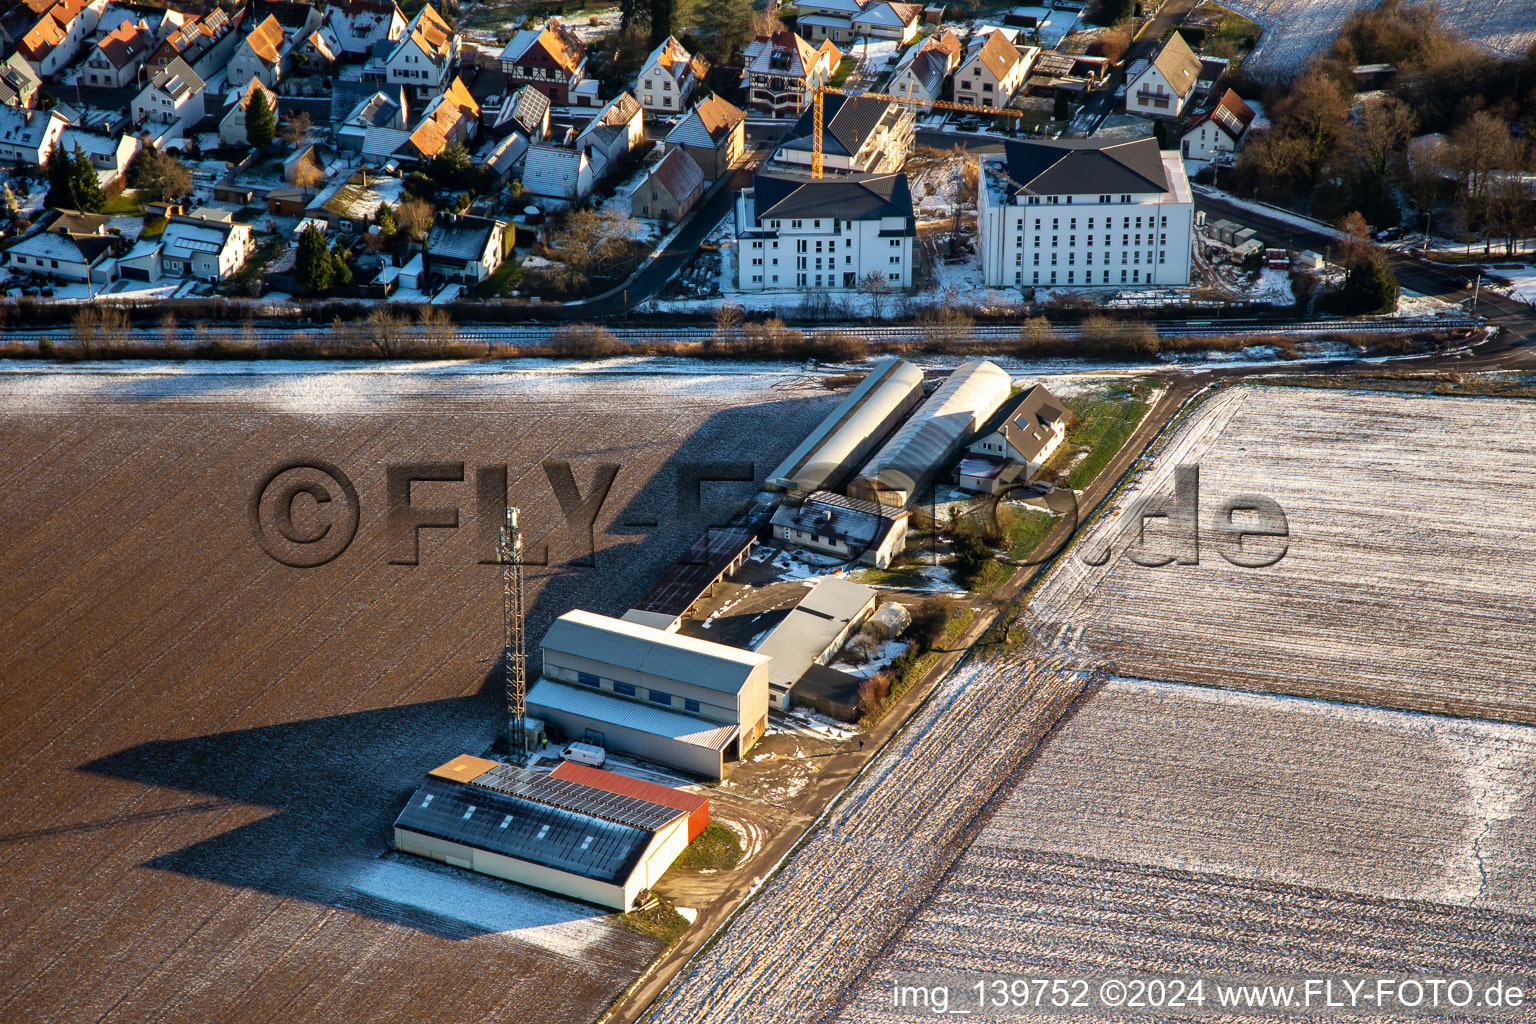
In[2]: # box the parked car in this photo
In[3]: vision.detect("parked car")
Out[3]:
[559,741,606,767]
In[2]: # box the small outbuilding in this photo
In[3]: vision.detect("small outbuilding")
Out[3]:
[754,576,877,711]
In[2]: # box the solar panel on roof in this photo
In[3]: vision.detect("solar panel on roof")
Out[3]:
[468,764,684,831]
[394,777,651,883]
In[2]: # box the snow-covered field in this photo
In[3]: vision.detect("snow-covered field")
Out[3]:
[1229,0,1536,80]
[832,678,1536,1021]
[1031,383,1536,724]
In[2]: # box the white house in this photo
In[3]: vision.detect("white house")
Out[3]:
[636,36,706,114]
[384,3,458,103]
[976,136,1194,290]
[143,8,243,84]
[850,1,921,43]
[3,224,116,283]
[952,29,1034,108]
[58,126,140,178]
[117,210,255,281]
[768,490,911,568]
[423,211,505,284]
[323,0,405,60]
[81,16,154,88]
[0,104,67,166]
[957,383,1069,493]
[735,170,915,291]
[575,91,643,177]
[522,143,593,202]
[226,13,288,89]
[771,93,914,176]
[797,0,919,46]
[1179,87,1255,162]
[1126,31,1201,118]
[887,30,961,104]
[131,56,204,126]
[15,0,106,80]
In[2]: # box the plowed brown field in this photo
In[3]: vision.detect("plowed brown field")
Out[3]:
[0,365,835,1024]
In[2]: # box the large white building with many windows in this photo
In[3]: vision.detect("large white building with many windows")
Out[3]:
[734,171,915,291]
[976,137,1193,290]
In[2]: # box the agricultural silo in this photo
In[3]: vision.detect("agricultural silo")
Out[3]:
[847,358,1013,508]
[765,357,926,493]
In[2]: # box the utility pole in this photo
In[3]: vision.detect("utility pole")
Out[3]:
[499,505,527,763]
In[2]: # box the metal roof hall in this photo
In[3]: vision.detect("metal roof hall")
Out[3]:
[541,608,768,696]
[766,357,926,494]
[849,358,1013,507]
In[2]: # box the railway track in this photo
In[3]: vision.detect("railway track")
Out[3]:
[0,316,1474,348]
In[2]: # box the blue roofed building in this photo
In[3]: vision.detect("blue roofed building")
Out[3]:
[394,754,697,909]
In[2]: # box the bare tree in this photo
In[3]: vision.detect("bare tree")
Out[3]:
[366,307,411,357]
[70,308,98,358]
[712,301,744,341]
[546,208,641,281]
[396,198,436,242]
[858,270,892,319]
[278,111,312,148]
[290,157,324,191]
[418,305,457,351]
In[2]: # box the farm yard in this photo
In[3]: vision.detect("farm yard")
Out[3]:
[1030,384,1536,725]
[646,379,1536,1023]
[1225,0,1536,79]
[0,363,839,1024]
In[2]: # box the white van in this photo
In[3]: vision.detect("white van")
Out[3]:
[559,741,606,768]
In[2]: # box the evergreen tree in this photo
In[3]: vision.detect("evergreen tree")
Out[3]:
[246,90,276,150]
[649,0,674,45]
[294,225,334,292]
[699,0,751,60]
[1339,251,1399,314]
[1,183,16,218]
[328,243,353,288]
[44,144,75,210]
[68,144,104,213]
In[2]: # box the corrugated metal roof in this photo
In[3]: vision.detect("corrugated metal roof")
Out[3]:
[394,775,652,884]
[852,359,1012,506]
[541,609,766,695]
[766,356,924,492]
[470,763,686,830]
[528,678,740,750]
[550,761,709,817]
[754,577,876,687]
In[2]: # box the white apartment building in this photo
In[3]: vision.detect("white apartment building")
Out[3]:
[735,170,915,292]
[977,137,1193,290]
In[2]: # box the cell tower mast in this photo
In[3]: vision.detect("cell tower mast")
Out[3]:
[499,506,526,763]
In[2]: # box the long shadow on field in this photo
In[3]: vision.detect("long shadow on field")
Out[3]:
[77,396,835,938]
[75,671,602,938]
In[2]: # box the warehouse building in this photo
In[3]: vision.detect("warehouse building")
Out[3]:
[755,576,877,710]
[770,490,910,567]
[529,610,772,779]
[393,754,697,910]
[766,357,925,494]
[848,359,1014,508]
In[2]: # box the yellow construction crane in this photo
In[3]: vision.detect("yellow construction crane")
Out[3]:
[810,85,1027,178]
